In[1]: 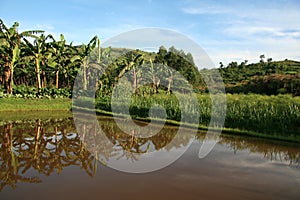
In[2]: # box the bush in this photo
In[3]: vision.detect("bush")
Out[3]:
[4,85,72,99]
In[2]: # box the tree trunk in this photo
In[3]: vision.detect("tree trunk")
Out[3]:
[167,75,173,94]
[4,64,12,94]
[10,64,14,94]
[36,59,42,93]
[133,68,137,94]
[83,59,87,90]
[42,70,47,88]
[152,74,157,94]
[55,70,59,89]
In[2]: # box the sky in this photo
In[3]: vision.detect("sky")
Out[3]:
[1,0,300,68]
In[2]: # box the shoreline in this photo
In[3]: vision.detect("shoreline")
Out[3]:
[72,106,300,144]
[1,98,299,144]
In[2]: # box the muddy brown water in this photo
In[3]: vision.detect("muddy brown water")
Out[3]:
[0,112,299,200]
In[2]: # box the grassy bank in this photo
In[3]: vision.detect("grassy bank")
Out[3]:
[1,93,300,143]
[72,105,300,143]
[94,94,300,133]
[74,93,300,141]
[0,98,71,111]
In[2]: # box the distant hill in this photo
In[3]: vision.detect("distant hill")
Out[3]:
[216,59,300,95]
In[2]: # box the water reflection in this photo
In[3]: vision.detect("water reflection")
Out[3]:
[0,114,299,191]
[0,118,95,191]
[73,113,195,173]
[219,135,300,167]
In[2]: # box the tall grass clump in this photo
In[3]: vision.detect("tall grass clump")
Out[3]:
[110,93,200,123]
[225,94,300,136]
[93,93,300,138]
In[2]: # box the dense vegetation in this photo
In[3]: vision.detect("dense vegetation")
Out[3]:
[217,59,300,96]
[1,19,300,97]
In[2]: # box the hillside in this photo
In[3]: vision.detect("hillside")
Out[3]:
[216,59,300,96]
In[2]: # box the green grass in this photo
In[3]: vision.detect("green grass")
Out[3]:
[72,104,300,143]
[225,94,300,135]
[0,98,72,111]
[0,110,73,122]
[89,93,300,141]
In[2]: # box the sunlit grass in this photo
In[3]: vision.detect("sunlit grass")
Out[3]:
[94,93,300,138]
[0,98,71,111]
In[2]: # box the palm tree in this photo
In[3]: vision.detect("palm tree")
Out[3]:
[0,19,43,94]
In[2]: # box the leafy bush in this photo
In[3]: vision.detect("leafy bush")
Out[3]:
[3,85,73,99]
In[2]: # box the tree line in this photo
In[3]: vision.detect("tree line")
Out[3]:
[0,19,102,96]
[0,19,202,98]
[1,19,299,97]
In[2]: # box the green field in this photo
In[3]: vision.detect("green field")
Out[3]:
[0,98,71,111]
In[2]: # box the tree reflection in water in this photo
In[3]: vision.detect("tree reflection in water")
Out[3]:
[74,115,192,165]
[0,115,299,191]
[0,116,192,190]
[0,118,95,191]
[196,133,300,167]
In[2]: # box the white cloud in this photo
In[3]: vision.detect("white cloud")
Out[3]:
[182,6,230,15]
[202,37,300,67]
[181,1,300,66]
[36,24,55,31]
[224,26,300,40]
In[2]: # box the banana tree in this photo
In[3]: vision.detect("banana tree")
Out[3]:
[148,58,162,94]
[48,34,81,89]
[0,19,43,94]
[23,34,53,92]
[77,36,98,90]
[118,51,144,94]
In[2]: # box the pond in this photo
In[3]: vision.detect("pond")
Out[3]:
[0,111,299,200]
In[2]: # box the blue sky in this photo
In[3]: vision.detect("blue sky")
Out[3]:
[1,0,300,67]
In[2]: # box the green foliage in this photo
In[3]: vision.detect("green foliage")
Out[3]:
[0,19,99,95]
[154,45,202,88]
[225,94,300,135]
[92,93,300,137]
[218,59,300,96]
[1,85,72,99]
